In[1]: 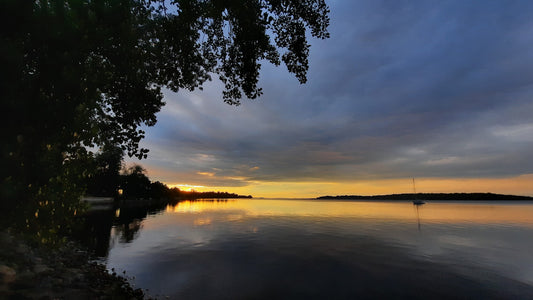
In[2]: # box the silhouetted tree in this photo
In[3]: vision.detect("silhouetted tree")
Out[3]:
[86,144,124,197]
[120,165,151,200]
[167,187,182,202]
[150,181,169,200]
[1,0,329,240]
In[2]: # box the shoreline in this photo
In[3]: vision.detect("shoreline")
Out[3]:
[317,192,533,201]
[0,229,148,299]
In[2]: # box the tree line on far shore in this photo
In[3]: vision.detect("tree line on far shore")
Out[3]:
[85,144,251,201]
[317,193,533,201]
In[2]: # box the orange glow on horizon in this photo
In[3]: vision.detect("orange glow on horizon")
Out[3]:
[145,165,533,198]
[175,175,533,199]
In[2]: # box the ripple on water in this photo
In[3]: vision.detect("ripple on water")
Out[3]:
[97,199,533,299]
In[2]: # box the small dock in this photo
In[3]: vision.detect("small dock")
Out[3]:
[81,196,114,211]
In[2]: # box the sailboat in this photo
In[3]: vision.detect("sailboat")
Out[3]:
[412,178,425,205]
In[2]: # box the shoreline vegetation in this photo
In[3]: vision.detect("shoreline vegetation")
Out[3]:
[317,192,533,201]
[111,191,253,208]
[85,163,253,205]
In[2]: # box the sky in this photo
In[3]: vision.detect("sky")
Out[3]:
[127,0,533,198]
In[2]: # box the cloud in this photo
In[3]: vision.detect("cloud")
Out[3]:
[129,0,533,190]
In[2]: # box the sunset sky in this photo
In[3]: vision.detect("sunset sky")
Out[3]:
[126,0,533,198]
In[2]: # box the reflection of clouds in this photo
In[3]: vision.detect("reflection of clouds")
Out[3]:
[193,218,212,226]
[409,226,533,285]
[227,214,244,222]
[438,235,476,247]
[168,202,202,214]
[166,200,233,214]
[105,199,533,293]
[163,200,533,226]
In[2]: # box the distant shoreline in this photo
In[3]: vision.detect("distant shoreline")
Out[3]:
[317,193,533,201]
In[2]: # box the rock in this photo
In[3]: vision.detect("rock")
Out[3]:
[0,265,16,283]
[29,256,43,264]
[15,243,29,254]
[1,230,147,299]
[33,263,52,274]
[0,264,17,293]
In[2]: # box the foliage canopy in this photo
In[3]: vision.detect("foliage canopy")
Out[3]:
[2,0,329,159]
[0,0,329,235]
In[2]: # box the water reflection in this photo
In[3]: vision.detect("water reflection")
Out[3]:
[74,202,170,257]
[78,199,533,299]
[167,199,231,214]
[164,199,533,226]
[415,204,422,231]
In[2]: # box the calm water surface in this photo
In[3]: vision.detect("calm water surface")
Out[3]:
[84,199,533,299]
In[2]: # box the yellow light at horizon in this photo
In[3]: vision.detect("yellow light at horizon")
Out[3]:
[148,164,533,198]
[239,175,533,198]
[168,184,207,192]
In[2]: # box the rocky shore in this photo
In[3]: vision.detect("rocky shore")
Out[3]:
[0,230,147,299]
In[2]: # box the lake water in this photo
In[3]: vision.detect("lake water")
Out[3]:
[82,199,533,299]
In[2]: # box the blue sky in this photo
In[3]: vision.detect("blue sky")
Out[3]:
[127,0,533,197]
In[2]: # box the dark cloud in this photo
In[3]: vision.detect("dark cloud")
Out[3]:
[130,0,533,187]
